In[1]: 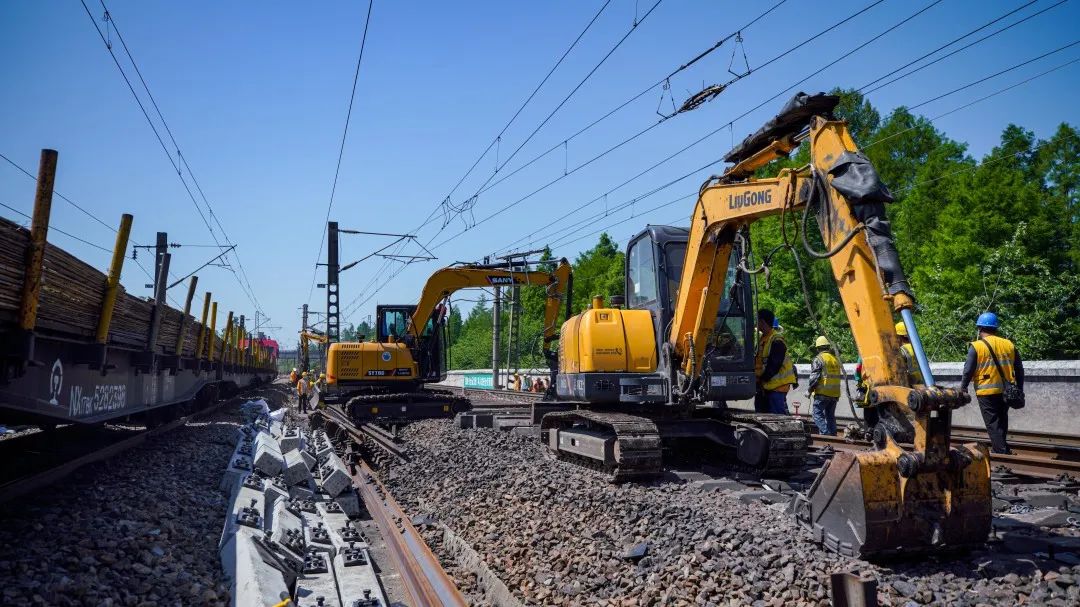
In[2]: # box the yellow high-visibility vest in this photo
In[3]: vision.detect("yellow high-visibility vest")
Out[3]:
[755,331,796,392]
[900,343,925,385]
[812,351,841,398]
[971,335,1017,396]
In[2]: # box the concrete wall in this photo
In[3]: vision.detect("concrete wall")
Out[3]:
[443,361,1080,436]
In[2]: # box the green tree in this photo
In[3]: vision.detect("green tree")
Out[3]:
[570,233,624,314]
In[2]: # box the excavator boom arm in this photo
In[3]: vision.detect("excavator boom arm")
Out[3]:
[670,119,913,392]
[408,260,572,353]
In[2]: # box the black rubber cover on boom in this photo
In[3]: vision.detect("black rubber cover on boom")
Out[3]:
[724,92,840,164]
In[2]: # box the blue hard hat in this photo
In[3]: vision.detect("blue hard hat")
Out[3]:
[773,318,780,329]
[976,311,999,329]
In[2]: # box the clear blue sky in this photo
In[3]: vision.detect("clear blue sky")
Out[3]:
[3,0,1078,345]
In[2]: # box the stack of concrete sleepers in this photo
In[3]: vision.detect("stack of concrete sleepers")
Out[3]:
[220,419,386,606]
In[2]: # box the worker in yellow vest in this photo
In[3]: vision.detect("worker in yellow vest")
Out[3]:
[754,309,796,414]
[960,312,1024,454]
[297,371,311,414]
[806,336,841,435]
[894,321,925,386]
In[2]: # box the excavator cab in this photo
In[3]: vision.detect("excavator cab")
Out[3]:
[375,303,447,384]
[624,226,756,403]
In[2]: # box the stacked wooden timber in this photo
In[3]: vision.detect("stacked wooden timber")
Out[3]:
[0,217,244,358]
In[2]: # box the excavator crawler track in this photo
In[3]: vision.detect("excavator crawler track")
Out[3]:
[541,410,662,482]
[721,410,811,476]
[345,390,470,423]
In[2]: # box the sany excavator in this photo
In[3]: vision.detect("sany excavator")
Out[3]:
[299,330,328,373]
[541,93,990,557]
[324,259,573,422]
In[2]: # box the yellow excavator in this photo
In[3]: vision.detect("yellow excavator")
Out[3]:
[542,93,990,558]
[299,330,328,373]
[324,259,573,422]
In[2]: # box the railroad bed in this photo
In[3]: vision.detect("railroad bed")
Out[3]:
[0,383,291,605]
[376,413,1080,606]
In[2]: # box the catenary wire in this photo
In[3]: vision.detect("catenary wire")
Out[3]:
[83,0,269,320]
[415,0,792,234]
[344,0,931,316]
[0,201,113,253]
[434,0,908,253]
[420,0,666,243]
[489,0,942,257]
[306,0,376,305]
[349,0,878,304]
[859,0,1071,95]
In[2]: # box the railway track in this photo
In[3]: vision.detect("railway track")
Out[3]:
[313,405,468,606]
[811,432,1080,478]
[458,387,1080,478]
[318,404,408,462]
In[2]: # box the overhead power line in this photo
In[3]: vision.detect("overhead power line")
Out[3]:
[421,0,667,242]
[864,55,1080,150]
[484,0,937,257]
[436,0,616,205]
[1,151,119,235]
[80,0,269,320]
[343,0,901,316]
[0,201,112,253]
[306,0,376,306]
[906,39,1080,110]
[859,0,1070,95]
[425,0,791,232]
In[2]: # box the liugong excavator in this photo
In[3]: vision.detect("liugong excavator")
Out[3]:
[542,93,990,557]
[323,259,572,422]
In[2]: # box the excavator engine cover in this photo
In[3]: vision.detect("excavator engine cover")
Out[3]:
[793,439,991,558]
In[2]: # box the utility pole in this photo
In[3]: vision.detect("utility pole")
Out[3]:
[491,285,501,389]
[326,221,341,344]
[300,304,310,372]
[147,232,171,355]
[493,249,542,382]
[506,284,519,377]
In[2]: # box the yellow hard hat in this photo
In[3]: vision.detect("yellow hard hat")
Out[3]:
[319,373,326,379]
[894,321,908,337]
[302,371,310,377]
[815,336,830,348]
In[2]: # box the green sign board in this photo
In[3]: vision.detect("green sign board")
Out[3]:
[462,373,493,390]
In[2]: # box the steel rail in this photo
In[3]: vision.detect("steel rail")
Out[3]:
[318,405,467,606]
[352,462,467,607]
[811,433,1080,478]
[319,405,407,463]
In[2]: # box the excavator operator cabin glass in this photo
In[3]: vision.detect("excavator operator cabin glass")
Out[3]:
[709,248,747,361]
[378,308,410,341]
[627,239,658,307]
[664,242,687,311]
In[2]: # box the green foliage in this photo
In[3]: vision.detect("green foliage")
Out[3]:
[447,295,495,369]
[340,320,373,342]
[445,90,1079,367]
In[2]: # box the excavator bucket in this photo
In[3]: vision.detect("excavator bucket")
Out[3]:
[792,440,992,558]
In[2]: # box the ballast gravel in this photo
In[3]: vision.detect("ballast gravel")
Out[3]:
[0,385,288,607]
[386,419,1080,607]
